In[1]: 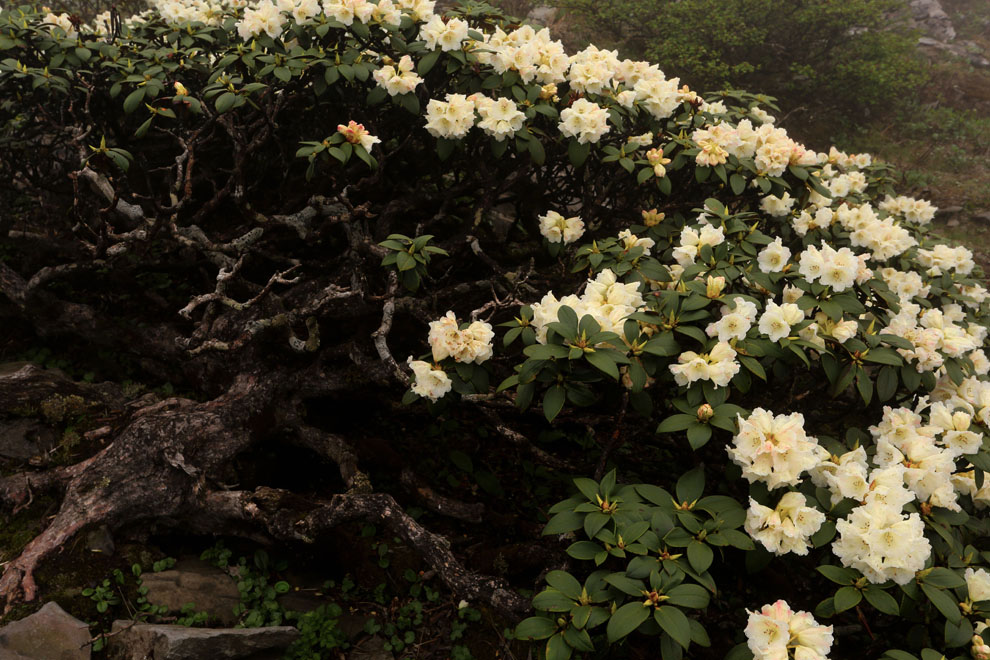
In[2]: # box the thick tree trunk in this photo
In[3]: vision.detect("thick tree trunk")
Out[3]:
[0,363,530,617]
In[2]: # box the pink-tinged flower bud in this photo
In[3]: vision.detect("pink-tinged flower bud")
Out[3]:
[697,403,714,422]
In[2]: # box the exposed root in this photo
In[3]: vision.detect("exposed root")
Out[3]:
[192,488,529,617]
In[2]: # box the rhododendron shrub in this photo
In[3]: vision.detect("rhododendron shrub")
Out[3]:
[1,2,989,659]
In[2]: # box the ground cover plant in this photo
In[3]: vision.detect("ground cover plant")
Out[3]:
[1,1,990,658]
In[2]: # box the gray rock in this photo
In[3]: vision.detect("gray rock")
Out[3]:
[973,211,990,223]
[910,0,956,41]
[0,601,91,660]
[526,5,557,25]
[107,622,298,660]
[348,636,394,660]
[0,419,58,461]
[140,560,241,626]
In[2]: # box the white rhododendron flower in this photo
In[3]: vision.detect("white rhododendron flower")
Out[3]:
[617,229,655,256]
[672,224,725,267]
[727,408,828,489]
[798,244,858,292]
[427,311,494,364]
[373,55,423,96]
[760,192,796,217]
[424,93,475,138]
[757,237,792,273]
[43,11,77,38]
[558,98,610,144]
[745,492,825,556]
[538,211,585,245]
[706,297,757,343]
[407,358,452,401]
[967,568,990,602]
[745,600,832,660]
[669,341,740,388]
[809,446,871,506]
[758,301,804,342]
[237,0,284,39]
[473,95,526,141]
[831,465,931,585]
[529,269,644,341]
[419,14,469,51]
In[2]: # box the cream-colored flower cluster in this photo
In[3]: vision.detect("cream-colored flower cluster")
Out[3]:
[870,405,966,511]
[424,93,476,139]
[879,194,937,225]
[669,341,740,388]
[672,223,726,267]
[476,25,569,85]
[558,98,611,145]
[42,11,77,38]
[832,465,931,585]
[538,211,585,245]
[836,203,916,262]
[745,600,833,660]
[691,120,813,175]
[745,492,825,556]
[427,311,494,364]
[419,14,468,51]
[472,95,526,142]
[373,56,424,96]
[884,302,983,373]
[758,301,804,342]
[727,408,828,490]
[809,446,870,506]
[706,297,757,343]
[529,269,644,341]
[797,244,860,292]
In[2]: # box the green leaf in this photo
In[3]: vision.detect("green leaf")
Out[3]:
[687,541,713,573]
[923,567,965,589]
[863,586,900,616]
[543,511,584,535]
[585,350,619,380]
[738,355,765,381]
[543,386,565,422]
[666,584,710,609]
[657,414,696,434]
[921,583,961,623]
[675,466,705,503]
[396,251,416,271]
[545,632,573,660]
[546,571,582,600]
[515,616,557,641]
[833,586,862,613]
[533,588,576,612]
[606,602,650,642]
[215,91,238,114]
[528,138,546,165]
[418,49,441,76]
[876,366,898,402]
[654,605,692,649]
[686,423,712,449]
[567,541,603,561]
[730,173,746,195]
[864,347,903,366]
[816,565,857,585]
[123,87,144,114]
[569,140,591,168]
[563,625,595,652]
